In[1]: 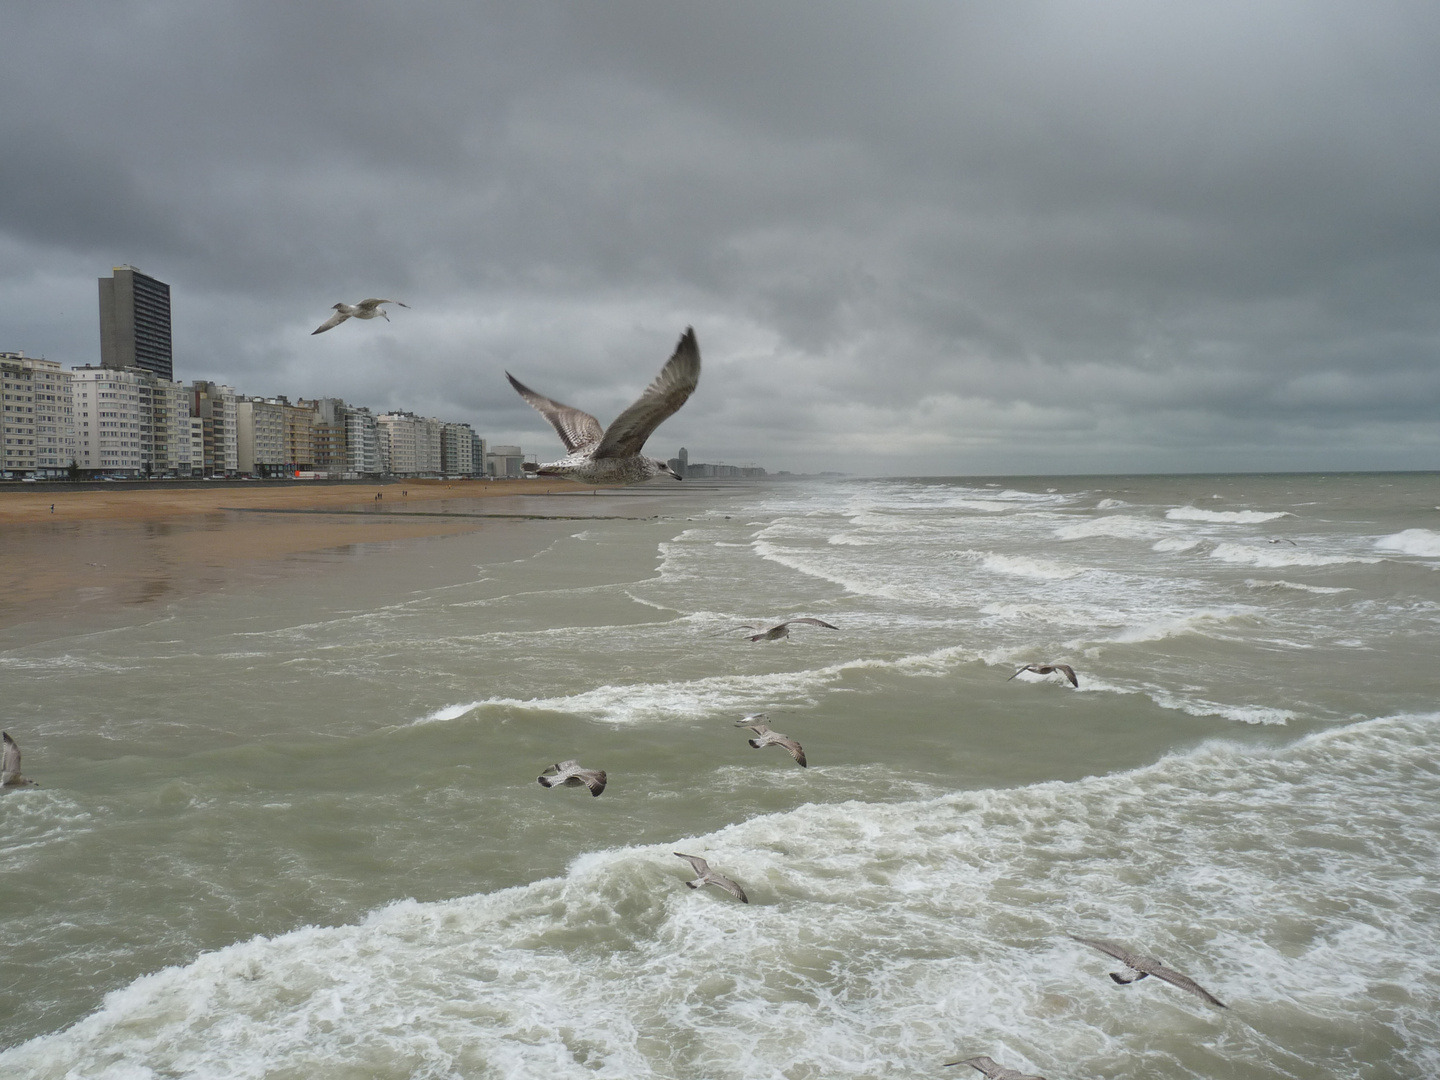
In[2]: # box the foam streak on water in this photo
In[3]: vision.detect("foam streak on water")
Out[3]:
[2,473,1439,1077]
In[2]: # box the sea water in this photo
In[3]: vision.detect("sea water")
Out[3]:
[1,474,1438,1078]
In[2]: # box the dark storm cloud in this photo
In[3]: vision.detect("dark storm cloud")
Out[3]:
[3,1,1439,473]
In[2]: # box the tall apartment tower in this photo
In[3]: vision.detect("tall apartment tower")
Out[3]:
[99,265,173,381]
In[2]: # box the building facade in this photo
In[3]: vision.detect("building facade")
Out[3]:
[2,352,76,477]
[99,265,173,381]
[236,397,288,476]
[71,366,151,475]
[191,381,238,476]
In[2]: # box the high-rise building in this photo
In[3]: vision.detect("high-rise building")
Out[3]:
[191,380,238,476]
[2,352,76,477]
[99,265,173,381]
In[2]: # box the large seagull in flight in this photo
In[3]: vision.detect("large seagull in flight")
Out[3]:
[507,327,700,485]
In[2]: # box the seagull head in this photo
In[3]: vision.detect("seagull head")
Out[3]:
[653,458,683,480]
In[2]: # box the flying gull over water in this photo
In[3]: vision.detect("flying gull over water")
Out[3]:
[944,1055,1047,1079]
[1069,934,1227,1008]
[1,732,37,789]
[1008,663,1079,688]
[737,618,839,643]
[311,298,410,335]
[674,852,749,902]
[507,327,700,485]
[537,760,607,797]
[735,713,807,767]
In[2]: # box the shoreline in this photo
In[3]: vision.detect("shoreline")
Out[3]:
[0,479,621,630]
[0,477,595,526]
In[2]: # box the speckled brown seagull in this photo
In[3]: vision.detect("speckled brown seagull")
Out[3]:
[1069,934,1227,1008]
[1008,663,1079,688]
[674,852,749,902]
[737,618,839,643]
[1,732,37,789]
[943,1055,1047,1080]
[537,760,607,797]
[311,298,409,334]
[735,713,807,767]
[507,327,700,485]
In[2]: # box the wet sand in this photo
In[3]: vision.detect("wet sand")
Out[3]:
[0,479,597,628]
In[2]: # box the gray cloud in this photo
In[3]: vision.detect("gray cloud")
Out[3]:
[4,0,1439,474]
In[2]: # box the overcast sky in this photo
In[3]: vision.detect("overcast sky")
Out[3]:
[4,1,1439,475]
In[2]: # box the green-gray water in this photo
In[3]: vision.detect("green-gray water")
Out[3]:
[2,474,1438,1078]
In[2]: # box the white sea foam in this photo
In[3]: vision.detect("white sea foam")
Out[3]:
[1095,498,1126,509]
[1166,506,1293,523]
[1151,537,1203,552]
[1244,579,1353,595]
[1077,608,1253,645]
[1375,528,1440,557]
[977,553,1083,580]
[1052,516,1166,541]
[1208,543,1379,568]
[9,713,1439,1078]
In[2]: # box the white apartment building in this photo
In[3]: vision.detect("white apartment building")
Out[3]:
[150,380,194,477]
[71,365,152,475]
[345,407,381,476]
[485,444,526,478]
[236,397,289,476]
[2,352,76,477]
[441,422,477,476]
[377,412,450,476]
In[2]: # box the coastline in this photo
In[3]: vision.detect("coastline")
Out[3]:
[0,478,603,629]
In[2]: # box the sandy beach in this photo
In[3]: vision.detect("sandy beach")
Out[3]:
[0,478,595,628]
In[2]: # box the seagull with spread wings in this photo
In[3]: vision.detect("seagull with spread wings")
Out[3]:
[674,852,749,902]
[1008,663,1079,688]
[735,713,807,767]
[311,298,409,334]
[737,618,839,642]
[506,327,700,485]
[944,1055,1047,1080]
[1,732,37,789]
[1069,934,1228,1008]
[537,760,607,797]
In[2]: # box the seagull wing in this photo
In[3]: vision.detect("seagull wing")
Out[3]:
[592,328,701,460]
[675,852,711,876]
[943,1058,1045,1080]
[1149,962,1227,1008]
[773,735,807,767]
[355,298,405,311]
[1070,934,1143,968]
[707,871,749,903]
[1055,664,1079,687]
[1,732,20,784]
[578,769,607,797]
[787,618,839,631]
[311,311,350,335]
[506,373,604,453]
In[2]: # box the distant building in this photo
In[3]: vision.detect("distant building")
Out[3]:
[485,444,525,478]
[99,265,173,381]
[236,397,288,476]
[2,352,76,478]
[441,422,477,476]
[191,380,238,476]
[470,432,487,477]
[344,406,382,476]
[71,366,153,476]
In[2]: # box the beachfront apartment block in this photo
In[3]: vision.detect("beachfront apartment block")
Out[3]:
[441,422,477,476]
[236,397,288,476]
[70,365,198,478]
[377,412,447,476]
[2,352,76,478]
[99,265,173,382]
[71,366,150,475]
[191,381,238,476]
[345,406,382,476]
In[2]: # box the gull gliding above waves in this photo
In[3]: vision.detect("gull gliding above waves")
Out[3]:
[2,732,37,789]
[1069,934,1227,1008]
[507,327,700,485]
[311,298,409,334]
[735,713,807,767]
